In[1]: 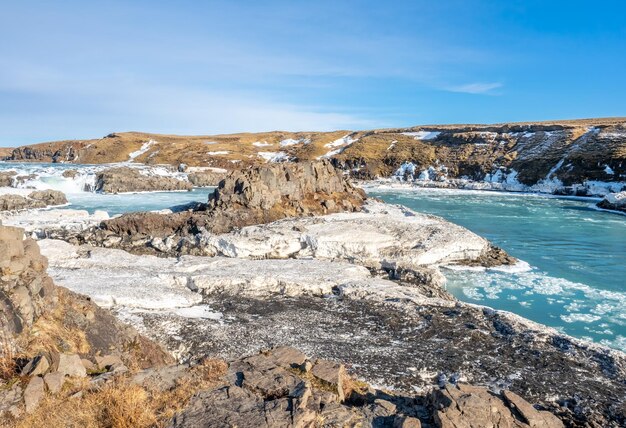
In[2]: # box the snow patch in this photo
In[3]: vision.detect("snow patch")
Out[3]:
[402,131,440,140]
[128,140,156,162]
[258,152,291,162]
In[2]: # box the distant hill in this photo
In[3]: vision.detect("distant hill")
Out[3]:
[2,117,625,188]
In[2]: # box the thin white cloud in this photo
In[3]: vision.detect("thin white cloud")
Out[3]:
[445,82,503,95]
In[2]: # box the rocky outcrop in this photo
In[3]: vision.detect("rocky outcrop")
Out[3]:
[0,223,171,420]
[95,166,192,193]
[35,233,626,426]
[89,159,366,242]
[0,172,16,187]
[0,190,67,211]
[169,346,564,428]
[597,191,626,213]
[203,159,366,233]
[187,170,225,187]
[0,224,55,341]
[432,384,563,428]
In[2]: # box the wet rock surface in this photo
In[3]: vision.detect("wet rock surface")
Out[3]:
[95,166,192,193]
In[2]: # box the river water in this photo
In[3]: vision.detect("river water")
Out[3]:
[2,162,625,351]
[369,186,625,352]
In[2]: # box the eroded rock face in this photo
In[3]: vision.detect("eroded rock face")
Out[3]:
[87,160,367,241]
[0,224,56,340]
[95,166,192,193]
[204,159,366,233]
[0,190,67,211]
[0,223,172,419]
[597,191,626,213]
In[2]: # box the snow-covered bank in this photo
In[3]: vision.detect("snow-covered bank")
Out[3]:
[202,200,490,270]
[388,162,626,197]
[0,209,109,236]
[38,238,453,312]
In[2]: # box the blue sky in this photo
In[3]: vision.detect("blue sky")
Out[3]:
[1,0,625,146]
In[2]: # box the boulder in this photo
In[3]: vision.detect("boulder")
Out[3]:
[0,190,67,211]
[95,354,124,370]
[20,354,50,376]
[187,170,225,187]
[0,171,16,187]
[310,359,348,402]
[28,190,67,207]
[23,376,45,414]
[43,371,65,394]
[430,383,564,428]
[56,353,87,378]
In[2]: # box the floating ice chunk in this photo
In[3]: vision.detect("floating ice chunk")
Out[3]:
[604,165,614,175]
[561,313,602,323]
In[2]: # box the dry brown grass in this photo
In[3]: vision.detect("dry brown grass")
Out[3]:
[0,333,19,382]
[18,290,90,357]
[13,358,227,428]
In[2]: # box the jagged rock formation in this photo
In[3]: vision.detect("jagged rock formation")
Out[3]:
[432,384,563,428]
[87,159,366,244]
[203,159,366,233]
[597,191,626,213]
[169,346,563,428]
[3,118,625,196]
[0,225,56,342]
[95,166,192,193]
